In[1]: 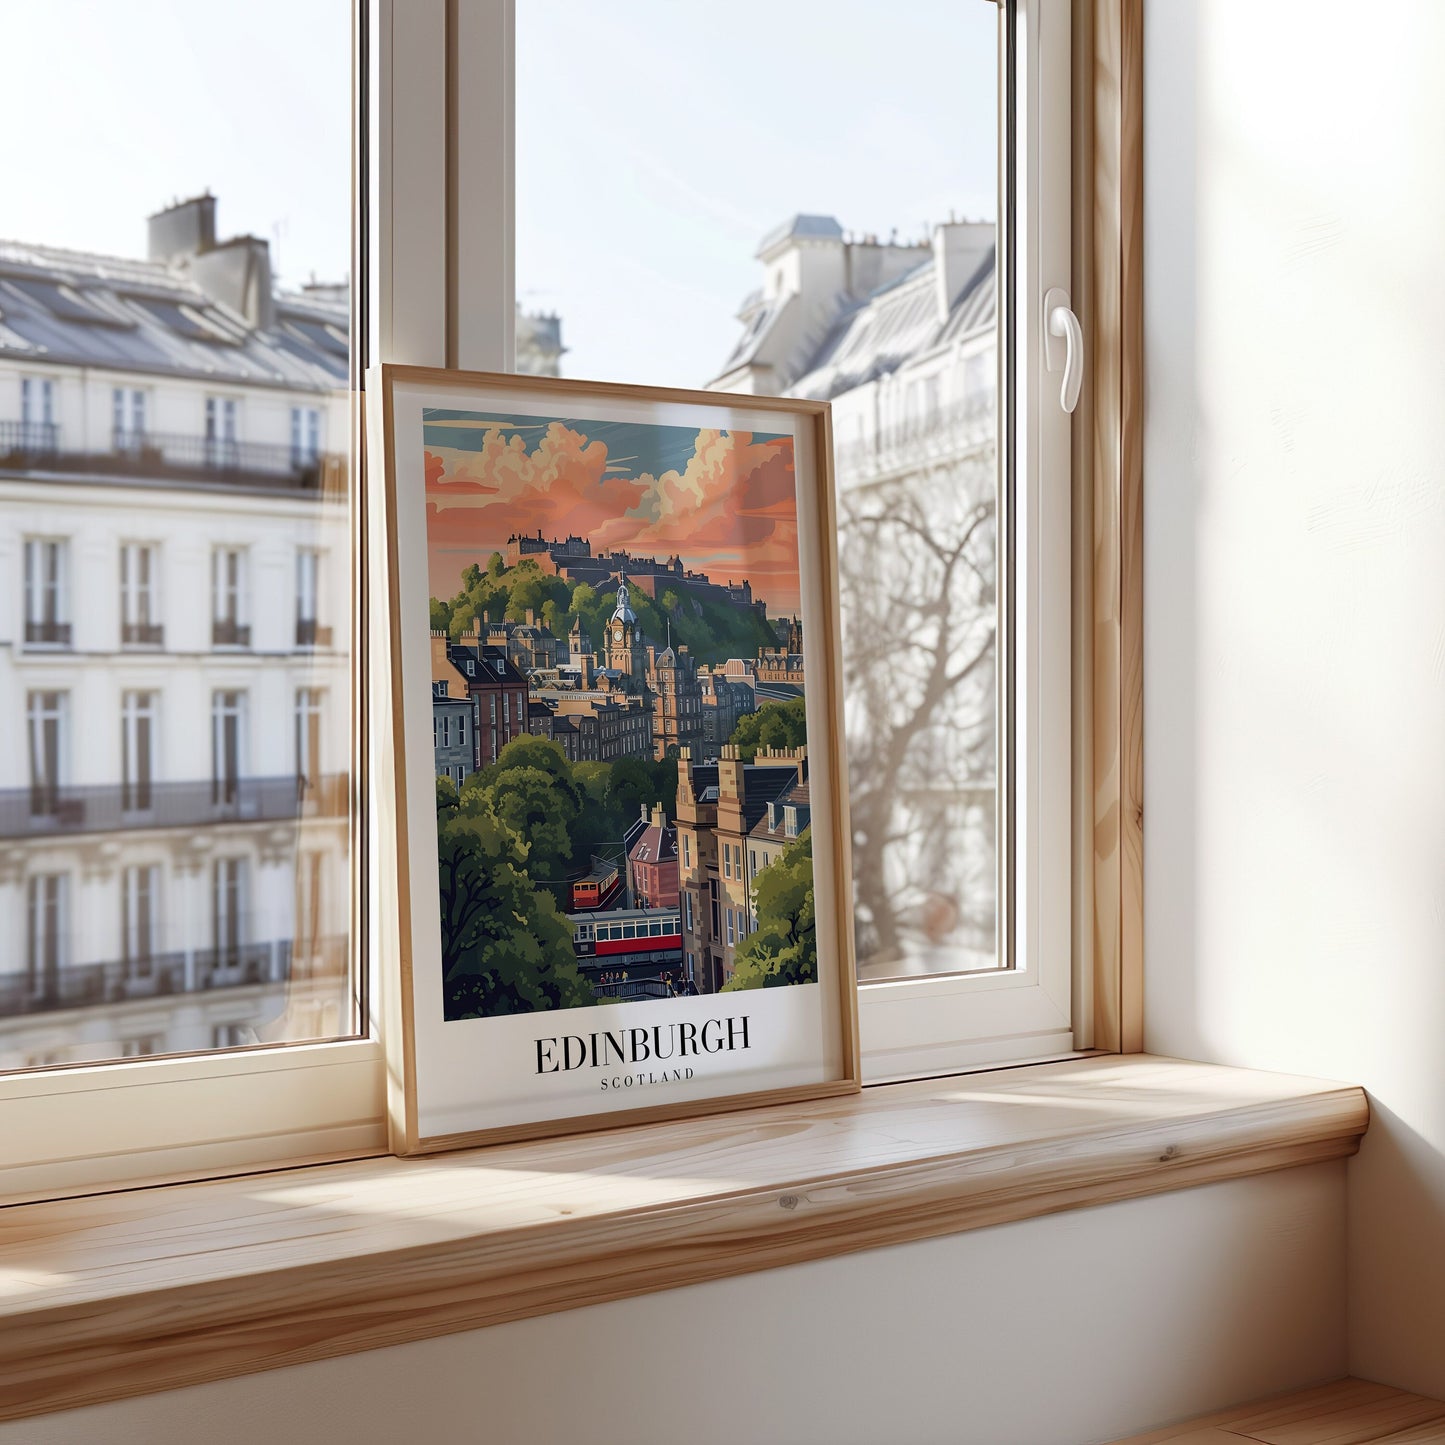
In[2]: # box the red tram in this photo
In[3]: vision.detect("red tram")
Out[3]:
[570,906,682,961]
[570,862,621,912]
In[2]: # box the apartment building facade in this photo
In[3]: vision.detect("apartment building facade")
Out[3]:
[0,195,352,1068]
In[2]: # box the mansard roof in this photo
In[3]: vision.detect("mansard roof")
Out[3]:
[0,238,347,391]
[789,246,995,401]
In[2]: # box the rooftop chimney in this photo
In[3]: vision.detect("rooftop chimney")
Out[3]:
[190,236,275,330]
[932,220,994,325]
[147,193,216,265]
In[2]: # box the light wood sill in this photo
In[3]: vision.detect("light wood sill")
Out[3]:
[1111,1376,1445,1443]
[0,1054,1367,1423]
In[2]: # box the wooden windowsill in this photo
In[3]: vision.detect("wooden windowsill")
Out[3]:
[0,1054,1367,1423]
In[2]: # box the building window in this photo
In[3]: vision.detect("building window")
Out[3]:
[722,843,732,880]
[295,688,322,792]
[211,548,249,647]
[295,851,323,964]
[26,690,66,817]
[121,864,160,977]
[113,387,147,451]
[121,1037,160,1059]
[211,690,246,805]
[295,549,327,646]
[120,542,161,646]
[121,690,156,812]
[457,714,467,746]
[684,892,694,932]
[23,538,70,646]
[211,858,248,971]
[21,375,56,447]
[205,395,239,466]
[26,873,67,1000]
[683,834,691,869]
[726,908,735,947]
[290,405,321,466]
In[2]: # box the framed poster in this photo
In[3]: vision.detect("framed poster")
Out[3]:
[370,364,858,1153]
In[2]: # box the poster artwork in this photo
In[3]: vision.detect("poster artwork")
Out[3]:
[423,410,815,1023]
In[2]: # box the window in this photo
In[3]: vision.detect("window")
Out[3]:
[21,375,55,446]
[121,864,160,977]
[295,688,322,792]
[26,873,67,1002]
[27,690,66,817]
[23,537,70,646]
[211,1023,252,1050]
[205,396,239,466]
[514,0,1075,1077]
[121,1037,160,1059]
[290,405,321,466]
[211,690,246,806]
[457,714,467,746]
[113,387,147,451]
[684,891,694,932]
[120,542,161,645]
[211,547,249,647]
[121,690,155,812]
[296,549,328,647]
[211,857,248,972]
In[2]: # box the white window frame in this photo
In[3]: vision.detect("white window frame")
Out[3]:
[23,536,69,642]
[121,688,157,812]
[0,0,1078,1204]
[1,0,439,1205]
[119,540,160,641]
[825,0,1076,1081]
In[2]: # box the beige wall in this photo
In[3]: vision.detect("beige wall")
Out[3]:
[1143,0,1445,1398]
[4,1167,1344,1445]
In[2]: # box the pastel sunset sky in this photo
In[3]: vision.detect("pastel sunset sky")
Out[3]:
[423,409,802,616]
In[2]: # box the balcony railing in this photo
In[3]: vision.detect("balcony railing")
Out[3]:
[122,621,164,647]
[0,934,349,1020]
[23,619,71,646]
[0,420,345,494]
[295,617,334,648]
[212,618,252,648]
[3,772,348,838]
[833,396,996,483]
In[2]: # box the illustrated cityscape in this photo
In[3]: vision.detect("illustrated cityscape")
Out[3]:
[0,192,997,1065]
[425,412,814,1015]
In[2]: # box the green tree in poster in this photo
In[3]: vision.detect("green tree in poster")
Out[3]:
[728,696,808,761]
[436,775,593,1020]
[722,828,817,992]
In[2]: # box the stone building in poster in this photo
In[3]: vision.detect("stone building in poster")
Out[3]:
[674,744,808,994]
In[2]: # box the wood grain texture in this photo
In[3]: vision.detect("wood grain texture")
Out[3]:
[0,1056,1365,1423]
[1112,1379,1445,1445]
[1084,0,1145,1052]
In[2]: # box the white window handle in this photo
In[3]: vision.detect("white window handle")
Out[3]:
[1043,286,1083,415]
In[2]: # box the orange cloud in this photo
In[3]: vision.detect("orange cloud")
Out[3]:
[426,424,802,614]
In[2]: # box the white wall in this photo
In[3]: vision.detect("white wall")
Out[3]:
[2,1167,1345,1445]
[1144,0,1445,1397]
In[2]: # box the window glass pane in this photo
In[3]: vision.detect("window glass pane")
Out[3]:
[0,0,356,1070]
[516,0,1000,983]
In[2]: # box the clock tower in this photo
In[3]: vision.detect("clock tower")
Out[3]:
[606,573,639,680]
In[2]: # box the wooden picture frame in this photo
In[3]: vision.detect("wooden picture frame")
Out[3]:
[368,363,860,1154]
